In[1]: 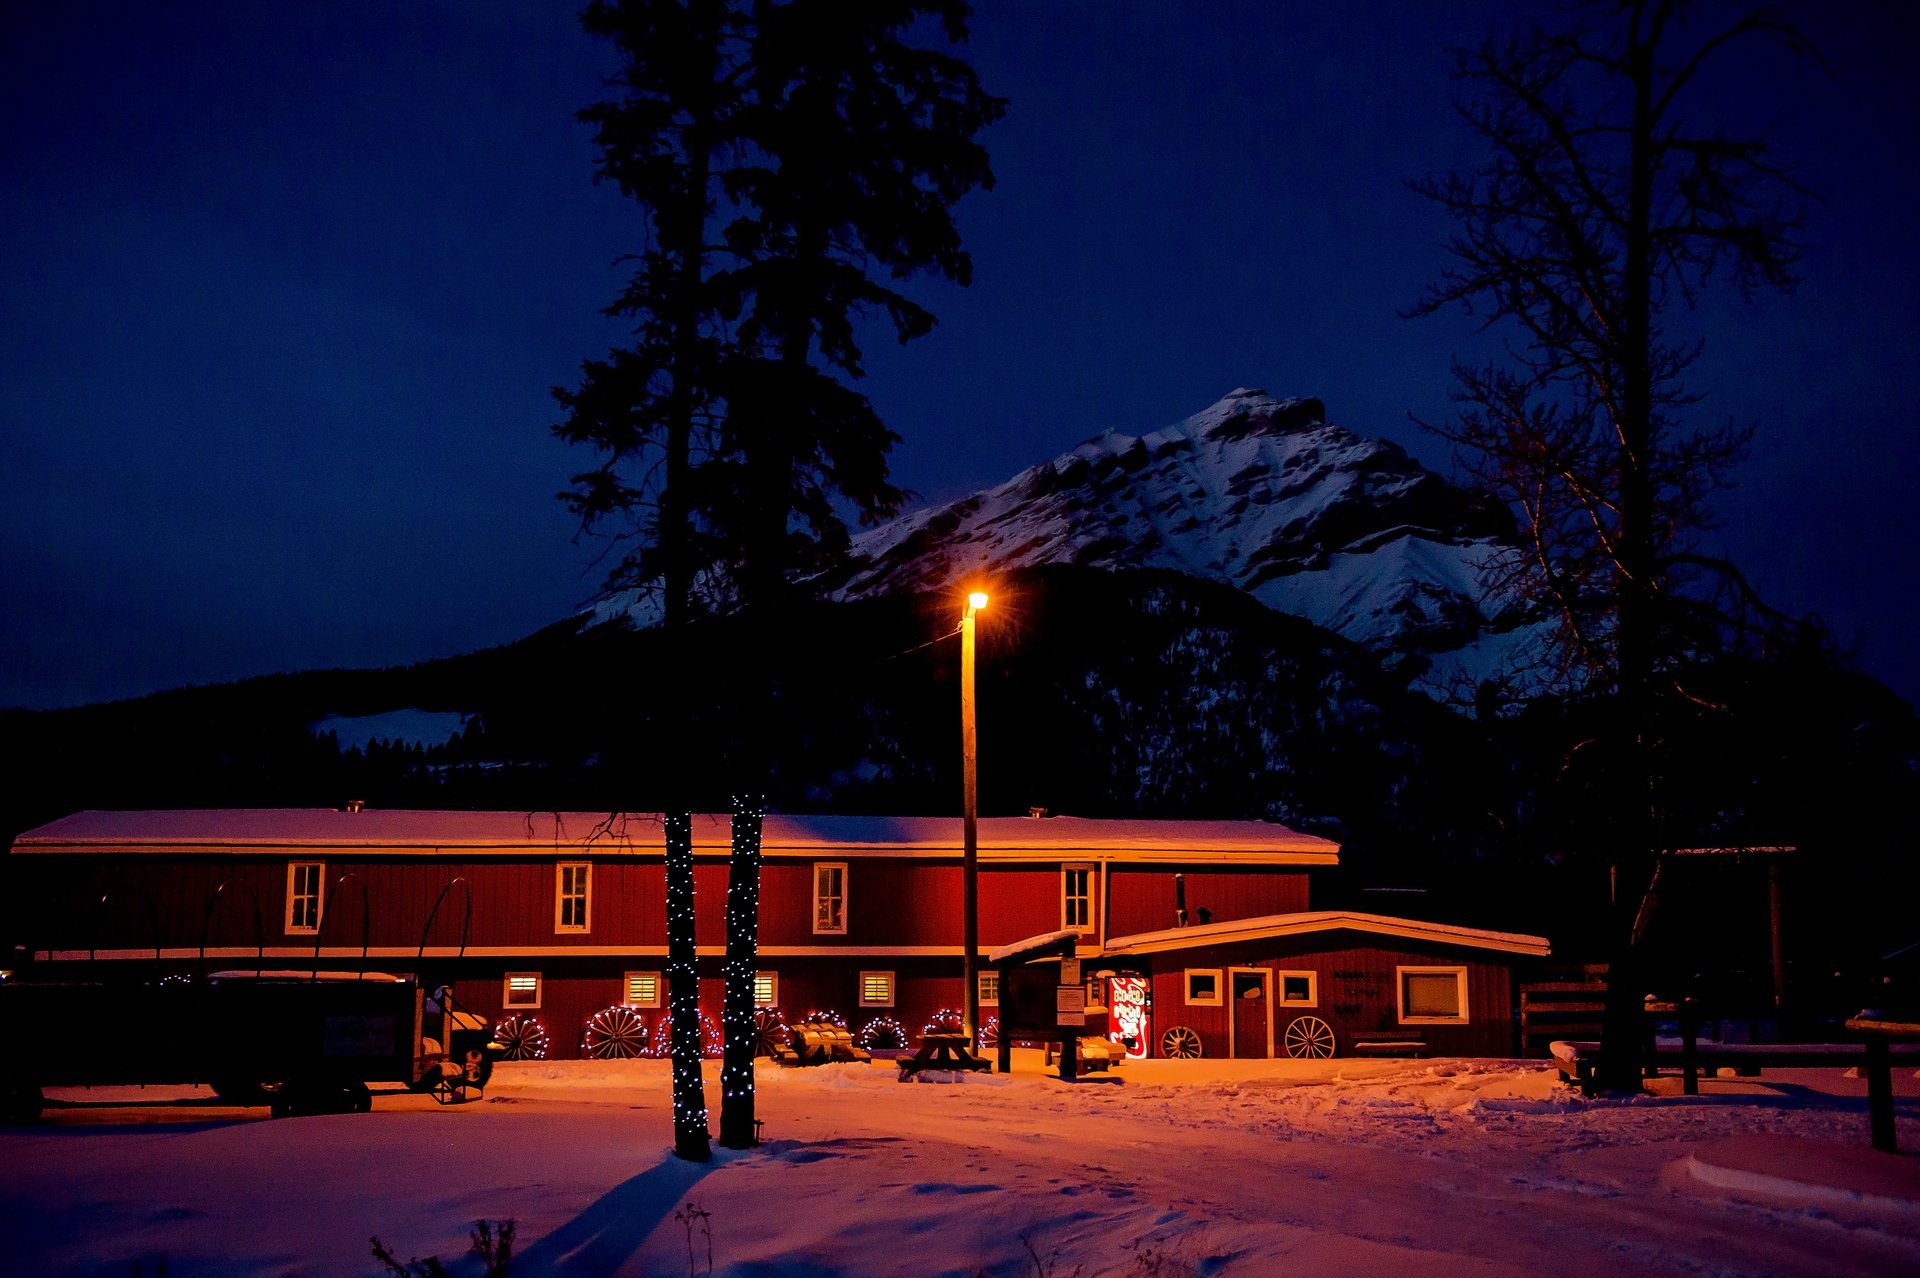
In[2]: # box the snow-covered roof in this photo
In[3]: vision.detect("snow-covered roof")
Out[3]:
[1102,910,1550,958]
[11,810,1338,865]
[987,929,1082,964]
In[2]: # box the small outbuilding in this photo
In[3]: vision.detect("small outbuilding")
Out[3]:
[1104,911,1551,1059]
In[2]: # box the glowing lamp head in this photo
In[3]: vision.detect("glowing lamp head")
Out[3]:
[967,591,989,612]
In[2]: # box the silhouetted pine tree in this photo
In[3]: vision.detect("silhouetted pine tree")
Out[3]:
[706,0,1002,1149]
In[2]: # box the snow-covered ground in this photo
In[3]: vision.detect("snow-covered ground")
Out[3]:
[4,1054,1916,1276]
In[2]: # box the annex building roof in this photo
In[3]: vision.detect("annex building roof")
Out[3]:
[11,810,1340,867]
[1104,910,1550,958]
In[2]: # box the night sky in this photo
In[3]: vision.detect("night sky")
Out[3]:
[4,2,1916,711]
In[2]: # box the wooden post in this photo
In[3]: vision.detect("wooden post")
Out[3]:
[1059,1033,1077,1081]
[961,605,980,1046]
[1768,861,1787,1012]
[1864,1037,1896,1154]
[1680,996,1699,1097]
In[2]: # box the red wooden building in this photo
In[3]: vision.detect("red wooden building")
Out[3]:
[4,809,1548,1060]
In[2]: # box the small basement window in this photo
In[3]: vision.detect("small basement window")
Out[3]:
[1276,970,1317,1007]
[1184,969,1222,1006]
[859,970,895,1007]
[755,972,778,1008]
[1397,966,1469,1024]
[624,971,661,1008]
[503,973,542,1010]
[978,970,999,1005]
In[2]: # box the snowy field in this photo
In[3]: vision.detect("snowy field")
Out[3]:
[4,1053,1917,1277]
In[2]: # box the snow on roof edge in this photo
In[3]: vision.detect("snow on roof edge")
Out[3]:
[11,809,1339,858]
[987,929,1081,964]
[1103,910,1550,958]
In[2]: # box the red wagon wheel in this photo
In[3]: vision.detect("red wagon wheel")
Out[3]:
[584,1006,649,1059]
[492,1014,549,1061]
[754,1007,789,1058]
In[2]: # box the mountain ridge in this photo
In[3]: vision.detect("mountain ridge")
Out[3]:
[812,389,1542,688]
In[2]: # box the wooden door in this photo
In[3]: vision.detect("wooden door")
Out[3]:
[1231,971,1269,1058]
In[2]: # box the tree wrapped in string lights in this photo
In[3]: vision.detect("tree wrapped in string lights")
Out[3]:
[719,794,764,1146]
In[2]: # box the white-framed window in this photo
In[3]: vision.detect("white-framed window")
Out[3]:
[555,861,592,933]
[755,972,778,1008]
[813,862,847,935]
[503,972,542,1009]
[1396,966,1469,1024]
[1183,968,1223,1006]
[1062,864,1094,932]
[1276,970,1318,1007]
[978,970,1000,1005]
[859,970,895,1007]
[624,971,662,1008]
[285,861,324,934]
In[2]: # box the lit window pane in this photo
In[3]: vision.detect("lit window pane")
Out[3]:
[1404,973,1460,1018]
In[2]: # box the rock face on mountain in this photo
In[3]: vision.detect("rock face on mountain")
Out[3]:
[825,390,1533,678]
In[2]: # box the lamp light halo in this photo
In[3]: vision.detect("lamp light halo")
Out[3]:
[966,591,989,611]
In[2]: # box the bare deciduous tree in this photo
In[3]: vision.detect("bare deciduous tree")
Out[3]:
[1409,0,1819,1091]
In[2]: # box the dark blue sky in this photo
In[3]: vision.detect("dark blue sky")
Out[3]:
[4,2,1916,710]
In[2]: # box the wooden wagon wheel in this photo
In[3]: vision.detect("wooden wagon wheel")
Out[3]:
[977,1016,999,1051]
[1160,1025,1203,1059]
[493,1014,549,1061]
[1283,1015,1337,1059]
[584,1006,649,1059]
[754,1007,788,1058]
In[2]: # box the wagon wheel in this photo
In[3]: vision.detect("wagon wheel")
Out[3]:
[584,1006,649,1059]
[493,1014,549,1061]
[1160,1026,1203,1059]
[754,1007,788,1058]
[977,1016,999,1051]
[1283,1015,1336,1059]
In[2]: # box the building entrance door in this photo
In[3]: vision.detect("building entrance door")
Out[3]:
[1231,971,1269,1058]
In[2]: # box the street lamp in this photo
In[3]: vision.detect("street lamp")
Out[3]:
[961,590,987,1043]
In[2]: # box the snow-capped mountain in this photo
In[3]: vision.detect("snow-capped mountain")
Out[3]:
[825,389,1536,679]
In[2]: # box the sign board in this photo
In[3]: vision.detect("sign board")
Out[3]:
[1060,957,1081,985]
[1055,985,1086,1027]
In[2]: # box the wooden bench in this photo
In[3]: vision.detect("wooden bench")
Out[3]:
[1347,1031,1428,1058]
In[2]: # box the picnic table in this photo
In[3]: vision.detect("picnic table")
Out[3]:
[897,1032,992,1080]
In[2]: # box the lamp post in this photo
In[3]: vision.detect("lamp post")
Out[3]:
[961,590,987,1043]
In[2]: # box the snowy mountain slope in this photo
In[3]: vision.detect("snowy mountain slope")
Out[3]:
[824,389,1539,677]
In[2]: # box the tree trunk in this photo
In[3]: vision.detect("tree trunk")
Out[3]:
[718,793,765,1147]
[660,0,721,1162]
[1596,6,1659,1095]
[717,284,810,1147]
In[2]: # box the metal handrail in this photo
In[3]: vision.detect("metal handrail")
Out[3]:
[310,871,372,981]
[195,879,267,983]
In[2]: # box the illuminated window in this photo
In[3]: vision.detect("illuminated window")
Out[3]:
[755,972,778,1008]
[1277,970,1318,1007]
[285,862,324,934]
[859,971,894,1007]
[1184,969,1222,1006]
[978,970,999,1005]
[624,972,661,1007]
[503,972,542,1009]
[813,862,847,935]
[1397,967,1469,1024]
[555,862,591,933]
[1062,864,1094,932]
